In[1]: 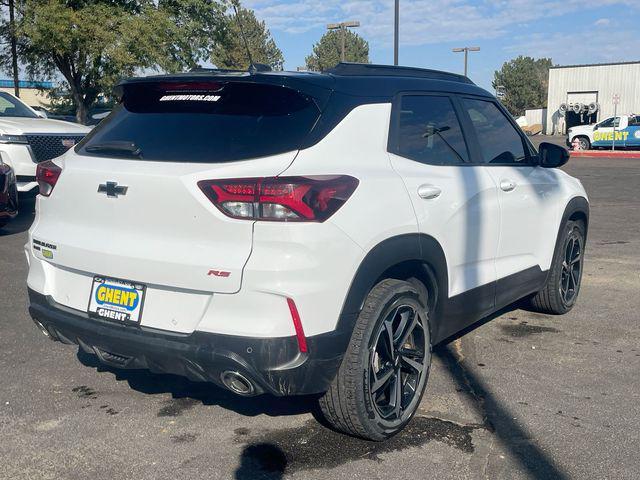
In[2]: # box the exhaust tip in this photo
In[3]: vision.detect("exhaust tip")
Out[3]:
[32,318,51,338]
[220,370,256,396]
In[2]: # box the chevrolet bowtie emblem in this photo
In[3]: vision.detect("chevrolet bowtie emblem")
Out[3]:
[98,181,128,198]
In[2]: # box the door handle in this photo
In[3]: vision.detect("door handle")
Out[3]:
[500,179,517,192]
[417,184,442,199]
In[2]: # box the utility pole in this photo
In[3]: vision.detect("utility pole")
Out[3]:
[327,21,360,62]
[8,0,20,97]
[452,46,480,77]
[612,93,620,151]
[394,0,399,65]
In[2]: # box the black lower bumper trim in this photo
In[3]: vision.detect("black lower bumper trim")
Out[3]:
[28,289,347,396]
[16,175,36,183]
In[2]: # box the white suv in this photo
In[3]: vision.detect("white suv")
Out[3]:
[0,91,90,193]
[27,63,589,440]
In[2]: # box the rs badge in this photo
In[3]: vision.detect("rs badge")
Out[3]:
[208,270,231,277]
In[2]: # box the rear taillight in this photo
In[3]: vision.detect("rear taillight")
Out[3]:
[198,176,358,222]
[36,160,62,197]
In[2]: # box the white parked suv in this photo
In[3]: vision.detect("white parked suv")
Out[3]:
[27,63,589,440]
[0,91,89,193]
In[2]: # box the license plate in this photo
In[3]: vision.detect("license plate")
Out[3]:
[88,276,146,323]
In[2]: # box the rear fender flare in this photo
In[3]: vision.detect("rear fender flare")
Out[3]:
[334,233,449,348]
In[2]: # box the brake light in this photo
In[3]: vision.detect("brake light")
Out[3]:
[198,176,358,222]
[158,82,224,92]
[36,160,62,197]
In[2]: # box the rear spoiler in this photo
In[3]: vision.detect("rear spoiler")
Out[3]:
[114,72,336,112]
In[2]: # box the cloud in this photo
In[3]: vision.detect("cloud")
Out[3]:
[594,17,611,26]
[505,27,635,65]
[245,0,640,45]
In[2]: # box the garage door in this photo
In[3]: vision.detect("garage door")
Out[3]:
[567,91,598,105]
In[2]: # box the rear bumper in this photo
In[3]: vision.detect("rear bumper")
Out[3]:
[28,289,348,396]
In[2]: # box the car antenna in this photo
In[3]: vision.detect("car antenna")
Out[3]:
[230,1,267,74]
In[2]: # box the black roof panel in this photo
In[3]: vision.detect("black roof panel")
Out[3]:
[118,63,492,102]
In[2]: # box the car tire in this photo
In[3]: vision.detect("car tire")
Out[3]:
[530,220,585,314]
[577,136,590,151]
[318,279,432,440]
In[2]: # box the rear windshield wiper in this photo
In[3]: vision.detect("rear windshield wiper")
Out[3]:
[85,141,142,157]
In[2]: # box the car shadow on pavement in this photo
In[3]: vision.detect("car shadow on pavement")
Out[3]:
[76,349,320,418]
[0,195,35,237]
[229,305,569,480]
[76,310,568,480]
[435,326,569,479]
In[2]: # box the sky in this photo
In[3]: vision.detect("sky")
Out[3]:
[244,0,640,91]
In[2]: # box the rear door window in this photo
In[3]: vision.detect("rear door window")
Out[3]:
[77,82,321,162]
[391,94,469,165]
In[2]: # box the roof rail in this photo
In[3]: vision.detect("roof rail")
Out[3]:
[189,64,272,75]
[324,62,474,84]
[189,66,245,74]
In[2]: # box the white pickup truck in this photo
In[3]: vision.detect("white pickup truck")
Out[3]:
[0,91,90,192]
[567,114,640,150]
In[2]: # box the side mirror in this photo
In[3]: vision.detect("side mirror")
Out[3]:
[593,125,599,130]
[538,142,569,168]
[35,110,47,119]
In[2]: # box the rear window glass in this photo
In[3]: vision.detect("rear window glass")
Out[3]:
[77,82,320,162]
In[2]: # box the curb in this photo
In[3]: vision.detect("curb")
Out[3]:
[570,150,640,158]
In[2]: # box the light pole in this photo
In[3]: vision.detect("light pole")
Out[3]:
[327,21,361,62]
[394,0,399,65]
[452,46,480,77]
[8,0,19,97]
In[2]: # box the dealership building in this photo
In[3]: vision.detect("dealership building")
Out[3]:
[544,61,640,135]
[0,79,52,108]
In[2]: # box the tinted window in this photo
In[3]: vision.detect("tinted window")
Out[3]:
[395,95,468,165]
[78,82,320,162]
[0,91,37,118]
[463,98,527,164]
[628,116,639,126]
[598,117,620,128]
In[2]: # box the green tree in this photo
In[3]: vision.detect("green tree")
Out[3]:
[305,29,369,72]
[493,56,552,116]
[5,0,227,123]
[158,0,228,70]
[212,1,283,71]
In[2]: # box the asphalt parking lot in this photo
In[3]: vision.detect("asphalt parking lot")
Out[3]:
[1,151,639,479]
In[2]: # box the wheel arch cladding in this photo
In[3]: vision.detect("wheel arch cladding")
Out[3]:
[547,196,589,282]
[336,233,449,345]
[562,196,589,239]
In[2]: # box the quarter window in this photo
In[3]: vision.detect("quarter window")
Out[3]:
[394,95,469,165]
[462,98,527,164]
